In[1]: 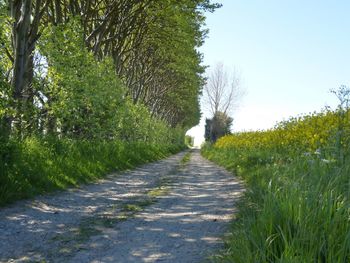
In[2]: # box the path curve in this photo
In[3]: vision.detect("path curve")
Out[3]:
[0,150,243,263]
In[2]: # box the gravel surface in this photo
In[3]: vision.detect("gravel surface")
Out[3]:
[0,150,243,263]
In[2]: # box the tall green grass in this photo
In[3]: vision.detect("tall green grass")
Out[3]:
[0,136,184,207]
[202,145,349,262]
[202,105,350,263]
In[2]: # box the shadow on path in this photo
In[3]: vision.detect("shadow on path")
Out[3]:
[0,150,243,263]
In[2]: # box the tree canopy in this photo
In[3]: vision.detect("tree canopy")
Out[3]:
[0,0,221,139]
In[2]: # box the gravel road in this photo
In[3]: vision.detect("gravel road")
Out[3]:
[0,150,243,263]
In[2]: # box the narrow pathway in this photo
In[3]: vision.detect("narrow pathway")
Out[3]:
[0,150,243,263]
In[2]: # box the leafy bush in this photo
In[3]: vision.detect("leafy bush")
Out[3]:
[37,20,125,139]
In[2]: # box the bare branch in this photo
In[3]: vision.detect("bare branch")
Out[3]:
[203,63,242,117]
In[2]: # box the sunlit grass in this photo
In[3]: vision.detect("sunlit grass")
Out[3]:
[0,137,185,206]
[180,151,192,165]
[202,108,350,262]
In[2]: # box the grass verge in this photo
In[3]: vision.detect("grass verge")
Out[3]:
[202,144,349,262]
[0,136,185,207]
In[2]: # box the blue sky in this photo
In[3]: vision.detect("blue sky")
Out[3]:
[188,0,350,145]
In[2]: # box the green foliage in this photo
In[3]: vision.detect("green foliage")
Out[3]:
[0,136,184,206]
[116,100,184,145]
[0,3,11,73]
[34,19,192,141]
[37,20,124,138]
[205,111,233,142]
[202,103,350,262]
[0,68,11,140]
[109,0,208,127]
[185,135,194,147]
[0,2,217,206]
[180,151,192,165]
[0,5,12,134]
[2,1,220,137]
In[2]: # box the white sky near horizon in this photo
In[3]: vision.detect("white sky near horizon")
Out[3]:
[187,0,350,147]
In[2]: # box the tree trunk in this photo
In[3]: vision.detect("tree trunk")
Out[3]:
[10,0,33,136]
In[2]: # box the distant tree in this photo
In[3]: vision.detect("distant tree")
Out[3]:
[205,111,233,142]
[203,63,241,116]
[203,63,241,142]
[204,118,212,142]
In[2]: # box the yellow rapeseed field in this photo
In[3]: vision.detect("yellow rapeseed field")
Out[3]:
[215,109,350,154]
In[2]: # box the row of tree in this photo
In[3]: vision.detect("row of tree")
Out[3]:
[0,0,221,140]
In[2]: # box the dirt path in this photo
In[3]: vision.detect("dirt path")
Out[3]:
[0,150,243,263]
